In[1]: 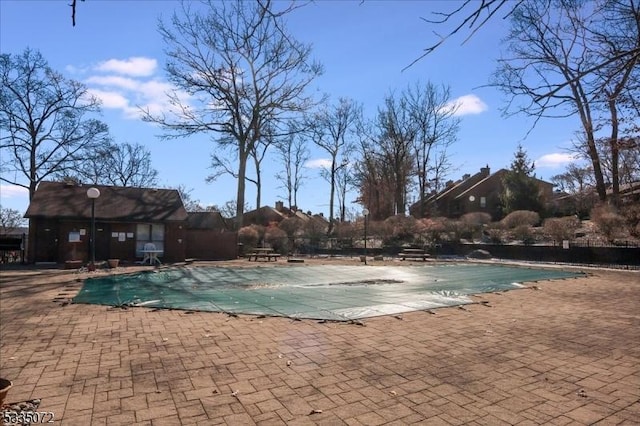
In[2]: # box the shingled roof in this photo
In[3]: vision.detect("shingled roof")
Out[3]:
[24,181,188,222]
[186,211,230,230]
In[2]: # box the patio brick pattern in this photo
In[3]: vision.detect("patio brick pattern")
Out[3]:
[1,261,639,425]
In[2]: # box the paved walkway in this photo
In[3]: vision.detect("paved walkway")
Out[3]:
[1,261,639,425]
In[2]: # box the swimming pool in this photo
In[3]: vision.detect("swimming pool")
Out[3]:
[73,264,582,321]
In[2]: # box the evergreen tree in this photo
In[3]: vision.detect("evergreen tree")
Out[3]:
[501,145,543,214]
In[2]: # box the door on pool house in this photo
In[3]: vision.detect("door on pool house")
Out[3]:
[136,223,165,259]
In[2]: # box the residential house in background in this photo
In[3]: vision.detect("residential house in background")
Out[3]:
[24,181,188,264]
[241,201,329,232]
[409,166,555,220]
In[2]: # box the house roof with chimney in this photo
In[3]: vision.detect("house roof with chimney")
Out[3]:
[420,166,492,206]
[24,181,188,222]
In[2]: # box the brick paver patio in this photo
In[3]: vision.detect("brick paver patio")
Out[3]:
[1,260,639,425]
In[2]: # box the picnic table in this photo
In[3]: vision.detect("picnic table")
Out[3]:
[247,248,281,262]
[398,248,430,261]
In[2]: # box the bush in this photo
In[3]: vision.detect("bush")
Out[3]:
[238,226,259,251]
[265,225,289,254]
[460,212,492,240]
[418,217,448,245]
[383,215,419,244]
[501,210,540,229]
[591,204,626,242]
[278,216,303,238]
[513,225,535,245]
[441,219,467,242]
[460,212,492,226]
[484,223,505,244]
[543,216,580,244]
[486,228,505,244]
[621,203,640,237]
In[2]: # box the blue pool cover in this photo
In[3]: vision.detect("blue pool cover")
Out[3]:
[73,264,582,321]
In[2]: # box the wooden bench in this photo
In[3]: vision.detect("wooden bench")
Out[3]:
[247,252,281,262]
[399,249,430,261]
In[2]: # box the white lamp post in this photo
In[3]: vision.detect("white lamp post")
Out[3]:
[87,187,101,270]
[362,208,370,265]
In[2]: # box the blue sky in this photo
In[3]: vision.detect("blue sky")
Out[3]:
[0,0,581,218]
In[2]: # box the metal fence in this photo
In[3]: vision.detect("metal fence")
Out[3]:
[0,234,26,264]
[253,235,639,267]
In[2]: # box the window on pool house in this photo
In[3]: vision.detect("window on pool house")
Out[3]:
[136,223,165,256]
[480,197,486,208]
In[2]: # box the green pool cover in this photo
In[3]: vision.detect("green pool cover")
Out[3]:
[73,264,582,321]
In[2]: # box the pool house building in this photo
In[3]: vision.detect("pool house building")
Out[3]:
[24,181,190,265]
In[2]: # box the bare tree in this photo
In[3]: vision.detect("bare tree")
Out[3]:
[142,0,322,228]
[0,49,110,200]
[307,98,361,234]
[595,136,640,186]
[551,162,597,216]
[0,206,26,234]
[59,142,159,187]
[207,140,270,210]
[175,184,204,212]
[552,163,594,192]
[208,121,279,210]
[275,128,310,210]
[490,0,640,205]
[411,0,640,83]
[375,92,416,216]
[406,81,460,216]
[333,151,355,222]
[104,142,159,187]
[353,118,394,220]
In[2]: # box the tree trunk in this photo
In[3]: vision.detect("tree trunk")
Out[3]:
[608,98,620,207]
[569,81,607,202]
[328,158,336,235]
[395,174,405,215]
[236,147,248,229]
[254,154,262,210]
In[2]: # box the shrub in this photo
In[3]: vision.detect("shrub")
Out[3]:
[413,219,440,246]
[501,210,540,229]
[486,228,505,244]
[441,219,466,242]
[621,203,640,237]
[513,225,535,245]
[418,217,448,245]
[333,221,357,239]
[543,216,580,244]
[383,215,419,244]
[278,216,303,237]
[238,226,259,251]
[460,212,492,240]
[265,225,289,254]
[591,204,626,242]
[460,212,492,226]
[484,223,505,244]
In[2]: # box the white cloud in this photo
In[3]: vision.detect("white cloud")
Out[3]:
[0,185,29,199]
[85,65,192,119]
[88,89,131,109]
[443,94,488,116]
[305,158,332,169]
[95,57,157,77]
[85,75,141,91]
[536,153,578,168]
